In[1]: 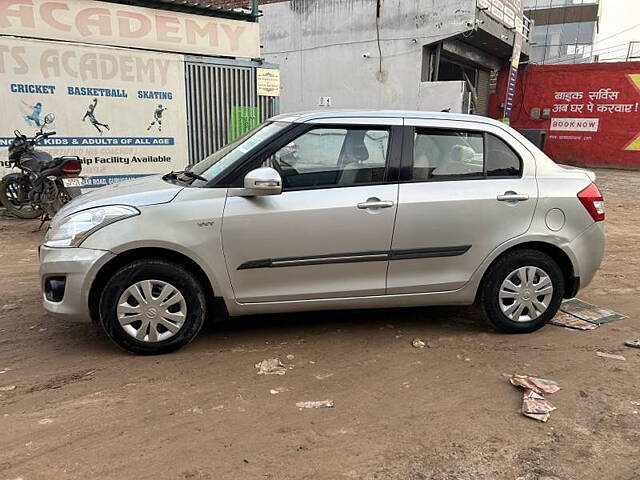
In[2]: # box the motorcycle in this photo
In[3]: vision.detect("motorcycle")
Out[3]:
[0,114,82,220]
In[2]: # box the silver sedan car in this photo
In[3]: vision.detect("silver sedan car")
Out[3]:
[40,111,605,354]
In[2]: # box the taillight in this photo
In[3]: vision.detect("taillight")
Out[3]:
[61,160,82,178]
[577,183,605,222]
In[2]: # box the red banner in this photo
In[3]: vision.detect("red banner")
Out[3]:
[490,62,640,169]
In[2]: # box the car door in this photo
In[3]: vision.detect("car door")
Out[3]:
[222,119,402,303]
[386,118,537,294]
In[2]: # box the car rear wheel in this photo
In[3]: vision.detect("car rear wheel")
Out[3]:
[99,259,207,355]
[480,249,564,333]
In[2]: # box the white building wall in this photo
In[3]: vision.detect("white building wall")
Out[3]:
[259,0,475,112]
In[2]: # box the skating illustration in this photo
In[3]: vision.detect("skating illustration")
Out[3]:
[147,104,168,132]
[83,98,110,135]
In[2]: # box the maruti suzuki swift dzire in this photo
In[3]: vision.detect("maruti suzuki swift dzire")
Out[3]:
[39,111,605,354]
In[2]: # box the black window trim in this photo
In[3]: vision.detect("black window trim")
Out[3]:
[400,125,524,184]
[484,131,524,179]
[219,122,403,192]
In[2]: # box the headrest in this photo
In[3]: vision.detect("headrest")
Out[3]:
[343,131,369,163]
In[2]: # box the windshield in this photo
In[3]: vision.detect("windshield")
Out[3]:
[189,121,290,182]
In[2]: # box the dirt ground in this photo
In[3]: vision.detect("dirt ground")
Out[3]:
[0,168,638,480]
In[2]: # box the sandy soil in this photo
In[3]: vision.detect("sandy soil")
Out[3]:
[0,169,638,480]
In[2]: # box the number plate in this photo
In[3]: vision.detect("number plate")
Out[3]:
[62,177,84,188]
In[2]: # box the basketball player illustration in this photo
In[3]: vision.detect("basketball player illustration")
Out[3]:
[83,98,110,135]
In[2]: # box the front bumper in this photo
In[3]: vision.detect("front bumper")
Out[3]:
[39,246,115,322]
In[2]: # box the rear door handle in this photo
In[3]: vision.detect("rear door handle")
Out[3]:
[357,200,395,209]
[497,192,529,202]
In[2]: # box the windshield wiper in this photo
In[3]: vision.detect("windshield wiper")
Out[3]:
[163,170,207,184]
[180,170,208,182]
[162,171,180,182]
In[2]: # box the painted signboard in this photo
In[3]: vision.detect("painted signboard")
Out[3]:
[0,37,189,186]
[489,62,640,168]
[257,68,280,97]
[0,0,260,59]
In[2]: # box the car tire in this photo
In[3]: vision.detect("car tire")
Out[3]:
[479,249,564,334]
[99,259,207,355]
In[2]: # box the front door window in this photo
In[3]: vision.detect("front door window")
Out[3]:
[263,127,390,190]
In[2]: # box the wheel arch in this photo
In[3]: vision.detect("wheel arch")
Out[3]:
[88,247,218,323]
[477,241,578,301]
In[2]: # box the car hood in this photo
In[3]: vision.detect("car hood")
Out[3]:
[54,175,184,220]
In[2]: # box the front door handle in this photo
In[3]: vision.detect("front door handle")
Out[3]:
[357,199,395,210]
[497,192,529,202]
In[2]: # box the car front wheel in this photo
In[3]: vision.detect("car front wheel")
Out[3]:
[99,259,207,355]
[480,249,564,333]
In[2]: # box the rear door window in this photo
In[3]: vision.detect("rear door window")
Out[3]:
[412,129,484,180]
[410,129,522,181]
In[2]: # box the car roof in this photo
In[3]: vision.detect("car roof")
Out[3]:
[270,110,508,128]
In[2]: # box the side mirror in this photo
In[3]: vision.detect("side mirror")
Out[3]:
[242,167,282,196]
[44,113,55,125]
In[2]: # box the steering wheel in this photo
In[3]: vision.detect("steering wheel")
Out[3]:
[277,156,297,171]
[268,154,299,176]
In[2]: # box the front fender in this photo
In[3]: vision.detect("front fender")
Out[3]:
[80,191,233,305]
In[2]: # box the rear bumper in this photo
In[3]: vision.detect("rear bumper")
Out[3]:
[568,222,605,292]
[39,246,115,322]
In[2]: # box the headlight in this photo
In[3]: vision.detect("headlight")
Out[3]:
[44,205,139,247]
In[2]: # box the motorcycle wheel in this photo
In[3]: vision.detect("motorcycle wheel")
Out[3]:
[0,173,42,219]
[43,181,77,218]
[39,180,67,219]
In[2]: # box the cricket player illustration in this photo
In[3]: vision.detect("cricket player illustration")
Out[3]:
[22,100,43,127]
[147,104,168,132]
[83,98,110,135]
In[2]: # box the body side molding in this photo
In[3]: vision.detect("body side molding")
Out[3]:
[237,245,472,270]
